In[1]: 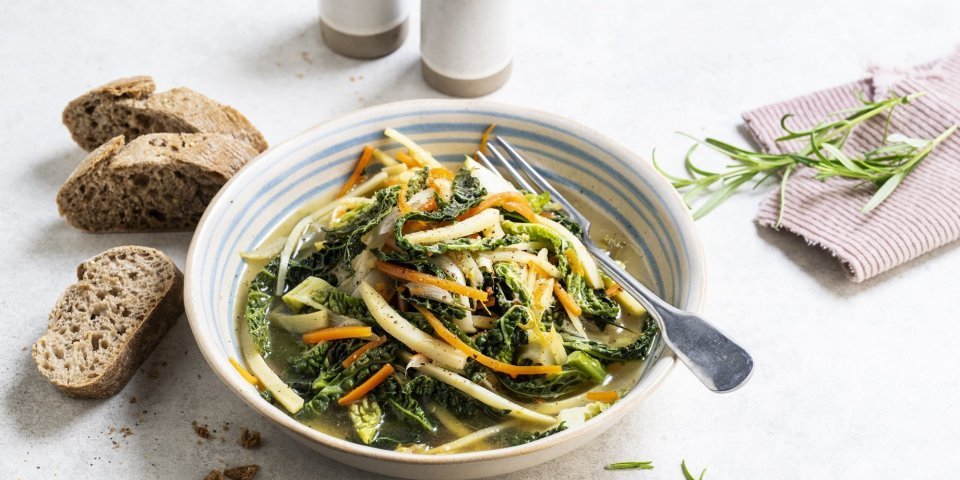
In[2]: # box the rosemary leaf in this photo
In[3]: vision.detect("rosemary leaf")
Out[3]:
[605,461,654,470]
[681,460,707,480]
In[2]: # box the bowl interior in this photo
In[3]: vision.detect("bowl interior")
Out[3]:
[185,99,705,468]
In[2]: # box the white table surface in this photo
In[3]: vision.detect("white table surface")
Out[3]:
[3,1,959,478]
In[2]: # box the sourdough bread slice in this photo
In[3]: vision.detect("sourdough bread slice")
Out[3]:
[32,246,183,398]
[57,133,257,232]
[63,76,267,153]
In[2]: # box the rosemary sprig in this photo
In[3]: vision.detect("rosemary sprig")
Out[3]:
[681,460,706,480]
[654,92,958,225]
[605,460,655,470]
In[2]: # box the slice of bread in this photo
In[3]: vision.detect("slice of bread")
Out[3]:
[63,76,268,153]
[32,246,183,398]
[57,133,257,232]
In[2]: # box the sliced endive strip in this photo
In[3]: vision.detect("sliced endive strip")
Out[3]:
[239,237,286,261]
[384,128,443,168]
[413,362,557,426]
[477,250,560,278]
[535,214,603,288]
[359,282,467,371]
[268,309,330,333]
[240,320,303,414]
[404,209,500,245]
[603,276,647,317]
[428,419,521,454]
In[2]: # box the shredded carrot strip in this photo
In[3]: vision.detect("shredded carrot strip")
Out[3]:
[417,306,561,377]
[479,124,496,154]
[337,146,374,198]
[420,196,438,212]
[338,363,395,406]
[459,192,530,220]
[430,167,456,180]
[302,326,373,344]
[586,390,619,402]
[503,200,538,223]
[230,357,260,386]
[605,282,624,298]
[395,151,418,168]
[398,181,412,214]
[376,261,488,301]
[342,336,387,368]
[553,283,582,316]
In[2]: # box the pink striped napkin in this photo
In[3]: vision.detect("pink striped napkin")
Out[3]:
[741,48,960,282]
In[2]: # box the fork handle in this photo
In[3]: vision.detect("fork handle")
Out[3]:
[591,252,754,393]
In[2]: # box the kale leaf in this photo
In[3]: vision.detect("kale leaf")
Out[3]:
[497,369,588,400]
[245,258,280,355]
[562,321,659,362]
[375,374,437,432]
[300,343,397,416]
[394,168,487,253]
[506,422,568,446]
[563,273,620,320]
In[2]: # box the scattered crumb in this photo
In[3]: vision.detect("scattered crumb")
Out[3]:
[295,73,304,79]
[222,423,230,432]
[129,396,138,404]
[111,440,120,449]
[147,369,160,379]
[205,470,225,480]
[350,76,355,82]
[106,426,116,435]
[119,427,133,438]
[239,429,261,449]
[300,51,312,64]
[192,421,213,439]
[224,464,259,480]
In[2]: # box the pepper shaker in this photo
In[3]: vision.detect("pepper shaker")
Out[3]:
[420,0,514,97]
[318,0,409,59]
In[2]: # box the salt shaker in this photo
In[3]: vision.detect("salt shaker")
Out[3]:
[420,0,514,97]
[318,0,409,59]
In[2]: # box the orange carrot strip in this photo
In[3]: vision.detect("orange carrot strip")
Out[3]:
[479,124,496,154]
[586,390,619,402]
[417,306,562,377]
[376,261,488,302]
[229,357,260,386]
[605,282,624,298]
[502,200,538,223]
[420,196,438,212]
[302,326,373,344]
[398,181,412,214]
[553,283,582,316]
[337,146,374,198]
[342,336,388,368]
[337,363,395,406]
[395,151,418,168]
[458,192,529,220]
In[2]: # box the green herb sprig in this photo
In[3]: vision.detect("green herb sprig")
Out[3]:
[654,92,958,225]
[681,460,706,480]
[605,460,654,470]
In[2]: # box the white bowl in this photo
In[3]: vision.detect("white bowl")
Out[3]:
[185,99,706,479]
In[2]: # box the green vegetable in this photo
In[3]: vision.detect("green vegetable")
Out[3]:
[406,168,429,197]
[245,258,280,355]
[402,293,467,321]
[395,168,487,252]
[565,351,607,382]
[375,375,437,432]
[348,396,383,444]
[501,221,569,254]
[301,185,399,279]
[506,422,567,446]
[562,321,659,362]
[563,273,620,320]
[494,263,531,306]
[474,306,530,364]
[497,369,588,400]
[681,460,706,480]
[406,374,502,419]
[605,461,654,471]
[524,191,552,213]
[656,92,957,223]
[283,276,374,323]
[301,343,397,416]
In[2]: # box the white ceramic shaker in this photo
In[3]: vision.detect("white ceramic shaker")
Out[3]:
[420,0,514,97]
[318,0,409,59]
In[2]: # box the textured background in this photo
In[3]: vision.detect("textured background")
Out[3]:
[2,1,959,478]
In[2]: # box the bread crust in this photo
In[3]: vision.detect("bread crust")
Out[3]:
[62,75,267,152]
[31,246,184,398]
[56,133,257,232]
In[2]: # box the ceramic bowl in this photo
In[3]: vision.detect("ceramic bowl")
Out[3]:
[185,99,706,479]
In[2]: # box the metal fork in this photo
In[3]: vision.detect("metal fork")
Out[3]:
[480,137,754,393]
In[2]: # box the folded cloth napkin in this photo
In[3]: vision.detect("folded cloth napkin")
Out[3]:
[742,48,960,282]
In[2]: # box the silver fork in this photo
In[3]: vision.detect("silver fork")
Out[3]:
[480,137,754,393]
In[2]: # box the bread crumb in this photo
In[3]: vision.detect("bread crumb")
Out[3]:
[224,464,259,480]
[129,396,138,404]
[119,427,133,437]
[238,428,260,449]
[147,369,160,379]
[192,421,213,439]
[205,470,225,480]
